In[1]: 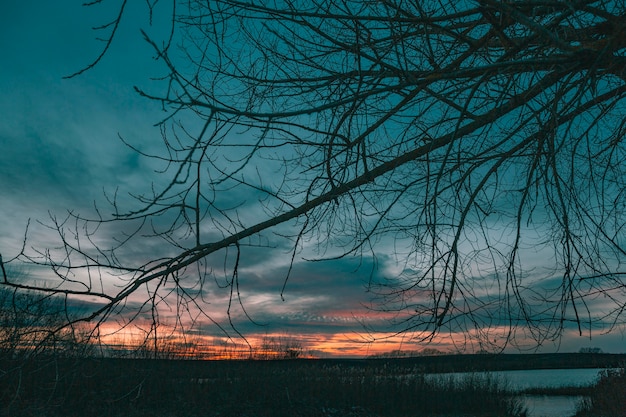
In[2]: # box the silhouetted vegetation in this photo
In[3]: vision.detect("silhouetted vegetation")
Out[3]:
[0,357,528,417]
[575,367,626,417]
[3,331,626,417]
[0,284,92,361]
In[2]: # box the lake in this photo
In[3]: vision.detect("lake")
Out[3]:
[426,368,607,417]
[494,368,603,417]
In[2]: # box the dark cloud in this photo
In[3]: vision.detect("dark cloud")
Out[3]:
[1,2,623,357]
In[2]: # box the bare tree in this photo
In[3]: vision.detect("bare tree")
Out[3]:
[2,0,625,350]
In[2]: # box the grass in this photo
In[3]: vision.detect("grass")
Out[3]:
[0,357,528,417]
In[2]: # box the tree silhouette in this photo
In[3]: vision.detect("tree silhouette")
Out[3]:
[2,0,625,350]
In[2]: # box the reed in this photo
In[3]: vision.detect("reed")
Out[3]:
[0,357,527,417]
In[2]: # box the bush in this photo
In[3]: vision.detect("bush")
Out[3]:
[576,367,626,417]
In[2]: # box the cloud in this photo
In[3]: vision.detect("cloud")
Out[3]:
[2,2,624,358]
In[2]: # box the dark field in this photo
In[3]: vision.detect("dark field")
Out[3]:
[1,354,624,417]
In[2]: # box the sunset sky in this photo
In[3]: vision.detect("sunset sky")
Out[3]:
[1,1,625,357]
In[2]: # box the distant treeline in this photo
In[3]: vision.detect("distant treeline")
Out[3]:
[361,352,626,373]
[4,352,623,382]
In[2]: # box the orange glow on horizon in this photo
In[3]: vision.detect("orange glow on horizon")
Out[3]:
[82,315,603,359]
[90,321,466,359]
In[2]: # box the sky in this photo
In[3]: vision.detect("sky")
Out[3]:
[1,1,625,357]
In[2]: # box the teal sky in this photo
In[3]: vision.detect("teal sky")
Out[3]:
[1,1,624,357]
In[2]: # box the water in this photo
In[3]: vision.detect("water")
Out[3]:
[522,394,585,417]
[488,368,604,392]
[425,368,607,417]
[493,368,603,417]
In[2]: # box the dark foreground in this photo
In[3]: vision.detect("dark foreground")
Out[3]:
[1,354,624,417]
